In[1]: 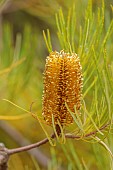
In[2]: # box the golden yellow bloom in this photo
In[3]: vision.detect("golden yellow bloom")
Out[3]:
[42,50,83,126]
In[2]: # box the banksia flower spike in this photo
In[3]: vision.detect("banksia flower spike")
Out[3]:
[42,50,83,129]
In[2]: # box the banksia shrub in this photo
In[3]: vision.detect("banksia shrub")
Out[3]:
[42,50,83,127]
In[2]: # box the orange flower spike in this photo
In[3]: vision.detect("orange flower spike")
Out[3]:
[42,50,83,127]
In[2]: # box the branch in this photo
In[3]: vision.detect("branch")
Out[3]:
[0,120,51,168]
[65,123,110,139]
[0,134,55,170]
[6,133,55,155]
[0,143,9,170]
[0,122,110,170]
[2,123,110,155]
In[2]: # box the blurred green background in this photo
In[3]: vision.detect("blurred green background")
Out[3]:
[0,0,113,170]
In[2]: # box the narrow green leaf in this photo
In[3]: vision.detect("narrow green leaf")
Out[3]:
[95,137,113,158]
[65,102,84,133]
[69,142,84,170]
[43,30,52,53]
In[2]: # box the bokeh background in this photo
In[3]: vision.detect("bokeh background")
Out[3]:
[0,0,113,170]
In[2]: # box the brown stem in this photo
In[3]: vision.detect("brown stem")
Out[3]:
[0,122,110,170]
[7,138,48,155]
[0,134,55,170]
[0,144,9,170]
[56,124,61,136]
[7,133,55,155]
[5,123,109,155]
[0,120,50,168]
[65,123,110,139]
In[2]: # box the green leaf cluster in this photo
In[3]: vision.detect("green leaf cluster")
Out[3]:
[0,0,113,169]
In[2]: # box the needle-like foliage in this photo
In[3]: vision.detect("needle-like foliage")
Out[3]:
[43,0,113,141]
[0,0,113,169]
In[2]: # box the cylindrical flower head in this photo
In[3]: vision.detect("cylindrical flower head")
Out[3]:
[42,50,83,126]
